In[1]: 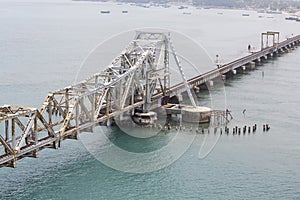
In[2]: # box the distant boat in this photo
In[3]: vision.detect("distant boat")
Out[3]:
[178,6,188,10]
[258,15,264,18]
[285,16,298,21]
[217,12,223,15]
[183,12,191,15]
[242,13,250,16]
[122,10,128,14]
[100,10,110,14]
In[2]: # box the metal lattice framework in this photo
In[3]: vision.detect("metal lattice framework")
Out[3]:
[0,31,173,167]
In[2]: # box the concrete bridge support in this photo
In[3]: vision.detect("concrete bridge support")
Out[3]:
[193,85,200,93]
[249,61,255,70]
[221,74,226,81]
[279,48,285,53]
[209,80,214,88]
[268,53,273,58]
[261,55,268,61]
[283,46,291,52]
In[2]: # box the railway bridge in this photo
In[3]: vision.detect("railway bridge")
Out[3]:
[1,31,299,168]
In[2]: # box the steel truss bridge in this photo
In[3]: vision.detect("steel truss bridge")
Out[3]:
[1,31,300,168]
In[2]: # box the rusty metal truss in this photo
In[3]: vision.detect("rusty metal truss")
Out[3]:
[0,31,173,167]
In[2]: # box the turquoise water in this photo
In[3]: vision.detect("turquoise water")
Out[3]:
[1,1,300,199]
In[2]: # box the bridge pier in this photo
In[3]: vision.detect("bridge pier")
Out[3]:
[223,70,236,79]
[9,159,17,168]
[221,74,226,81]
[268,53,273,58]
[51,139,59,149]
[28,150,39,158]
[193,85,200,93]
[260,55,267,61]
[199,82,213,90]
[248,61,256,70]
[279,48,285,54]
[283,46,291,53]
[209,80,214,88]
[237,65,247,74]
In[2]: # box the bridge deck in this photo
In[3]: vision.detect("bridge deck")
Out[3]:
[153,34,300,99]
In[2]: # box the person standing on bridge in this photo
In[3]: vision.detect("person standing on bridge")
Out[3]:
[248,44,251,53]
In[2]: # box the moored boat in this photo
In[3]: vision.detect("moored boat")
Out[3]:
[100,10,110,14]
[285,16,297,20]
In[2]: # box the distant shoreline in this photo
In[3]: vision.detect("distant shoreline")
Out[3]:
[72,0,300,14]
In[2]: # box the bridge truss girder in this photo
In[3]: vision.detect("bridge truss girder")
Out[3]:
[0,31,172,167]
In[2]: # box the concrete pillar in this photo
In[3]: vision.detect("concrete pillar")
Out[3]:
[10,159,17,168]
[242,66,246,71]
[32,151,39,158]
[221,74,226,81]
[193,85,200,93]
[249,61,255,69]
[53,139,60,149]
[232,69,237,75]
[177,94,183,102]
[209,80,214,87]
